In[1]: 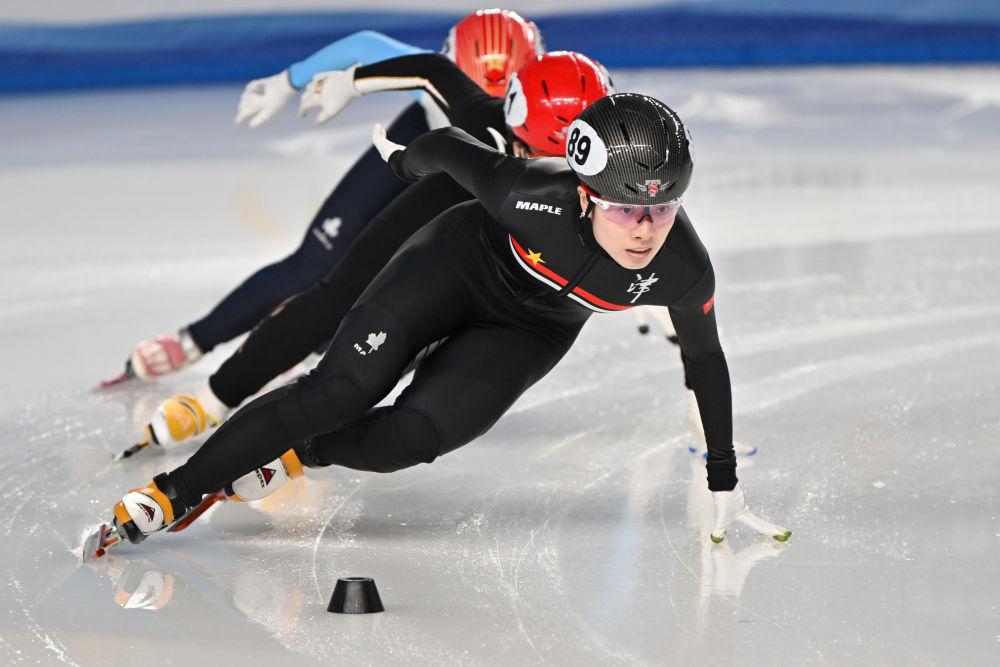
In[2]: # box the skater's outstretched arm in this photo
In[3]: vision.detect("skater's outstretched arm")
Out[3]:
[667,261,735,490]
[237,31,426,128]
[301,53,498,139]
[289,31,427,89]
[386,125,525,219]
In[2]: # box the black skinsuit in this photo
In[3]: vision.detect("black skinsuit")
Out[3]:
[166,126,738,507]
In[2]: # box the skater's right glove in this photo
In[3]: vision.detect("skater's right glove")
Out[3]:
[235,70,297,128]
[372,123,404,162]
[711,485,790,544]
[299,65,361,124]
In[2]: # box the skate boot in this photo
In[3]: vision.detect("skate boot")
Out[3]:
[115,383,230,461]
[130,328,203,380]
[113,473,191,545]
[168,450,305,533]
[227,449,305,502]
[149,382,229,447]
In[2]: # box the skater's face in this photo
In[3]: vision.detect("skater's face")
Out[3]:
[578,186,674,270]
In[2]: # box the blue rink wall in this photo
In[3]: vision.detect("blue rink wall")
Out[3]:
[2,1,1000,94]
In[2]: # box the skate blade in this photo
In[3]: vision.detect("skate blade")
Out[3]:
[167,490,227,533]
[81,524,122,562]
[112,437,152,462]
[97,361,136,389]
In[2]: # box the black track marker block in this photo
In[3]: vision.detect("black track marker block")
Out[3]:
[328,577,385,614]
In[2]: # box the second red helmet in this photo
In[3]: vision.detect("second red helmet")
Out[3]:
[443,9,544,98]
[503,51,613,157]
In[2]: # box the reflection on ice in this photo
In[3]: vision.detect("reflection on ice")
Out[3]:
[88,554,176,611]
[686,457,787,599]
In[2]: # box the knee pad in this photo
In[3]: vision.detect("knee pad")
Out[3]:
[399,376,507,456]
[364,408,441,473]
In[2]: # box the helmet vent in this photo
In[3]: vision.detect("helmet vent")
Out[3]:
[540,79,551,99]
[619,122,631,144]
[634,159,651,169]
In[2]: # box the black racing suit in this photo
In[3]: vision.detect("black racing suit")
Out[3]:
[207,53,507,408]
[165,126,738,508]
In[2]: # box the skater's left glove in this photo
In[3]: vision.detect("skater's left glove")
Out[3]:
[299,65,361,124]
[372,123,404,162]
[235,70,296,128]
[711,485,790,544]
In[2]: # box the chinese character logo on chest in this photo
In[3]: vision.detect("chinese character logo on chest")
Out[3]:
[627,272,658,304]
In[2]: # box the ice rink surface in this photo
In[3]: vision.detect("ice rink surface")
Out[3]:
[1,66,999,665]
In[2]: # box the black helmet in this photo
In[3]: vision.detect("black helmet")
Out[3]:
[566,93,693,205]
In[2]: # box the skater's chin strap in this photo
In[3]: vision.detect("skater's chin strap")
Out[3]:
[576,201,608,259]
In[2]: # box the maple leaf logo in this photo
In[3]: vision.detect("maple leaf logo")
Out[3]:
[322,217,342,238]
[366,331,387,352]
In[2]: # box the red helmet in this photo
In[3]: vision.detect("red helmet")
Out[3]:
[443,9,543,98]
[503,51,613,157]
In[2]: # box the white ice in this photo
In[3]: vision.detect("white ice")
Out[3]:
[1,66,999,664]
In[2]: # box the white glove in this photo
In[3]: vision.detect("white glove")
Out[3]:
[299,65,361,124]
[235,70,296,128]
[371,123,404,162]
[711,485,790,544]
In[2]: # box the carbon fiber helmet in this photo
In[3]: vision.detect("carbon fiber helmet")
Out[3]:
[566,93,693,205]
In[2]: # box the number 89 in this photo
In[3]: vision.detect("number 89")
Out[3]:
[567,127,591,166]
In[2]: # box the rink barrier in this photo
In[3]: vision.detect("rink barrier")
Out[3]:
[2,7,999,94]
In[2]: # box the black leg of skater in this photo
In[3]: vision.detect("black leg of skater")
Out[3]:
[299,321,581,474]
[165,205,504,505]
[165,203,586,508]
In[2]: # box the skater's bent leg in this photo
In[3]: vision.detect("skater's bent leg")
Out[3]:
[168,301,429,503]
[301,407,441,472]
[166,216,480,501]
[303,322,582,474]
